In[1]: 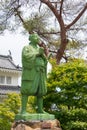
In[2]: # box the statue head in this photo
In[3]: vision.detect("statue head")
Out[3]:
[29,34,40,44]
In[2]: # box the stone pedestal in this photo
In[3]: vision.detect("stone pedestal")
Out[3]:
[12,113,62,130]
[11,119,62,130]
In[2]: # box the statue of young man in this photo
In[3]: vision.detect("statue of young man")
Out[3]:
[21,33,48,114]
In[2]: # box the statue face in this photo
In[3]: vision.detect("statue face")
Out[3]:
[29,34,39,44]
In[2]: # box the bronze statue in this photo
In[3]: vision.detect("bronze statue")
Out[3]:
[20,33,48,114]
[15,33,55,121]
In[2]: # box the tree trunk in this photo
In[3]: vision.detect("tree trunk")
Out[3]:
[40,0,87,64]
[56,27,67,64]
[40,0,68,64]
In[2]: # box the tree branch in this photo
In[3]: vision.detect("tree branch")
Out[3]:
[40,0,49,4]
[40,0,61,23]
[66,3,87,30]
[49,49,69,62]
[37,31,60,35]
[60,0,64,17]
[39,1,42,12]
[14,7,25,25]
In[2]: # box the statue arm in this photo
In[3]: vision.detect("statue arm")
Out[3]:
[38,47,48,65]
[22,45,41,69]
[22,46,38,62]
[22,46,48,68]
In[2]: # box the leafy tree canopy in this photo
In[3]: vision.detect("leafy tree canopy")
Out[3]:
[44,58,87,130]
[0,0,87,63]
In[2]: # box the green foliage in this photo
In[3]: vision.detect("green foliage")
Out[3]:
[67,121,87,130]
[27,96,37,113]
[44,59,87,130]
[0,93,37,130]
[0,93,21,130]
[24,13,47,33]
[66,40,82,50]
[3,93,21,114]
[23,11,51,36]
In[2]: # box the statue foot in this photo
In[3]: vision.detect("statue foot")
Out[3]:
[38,110,49,114]
[42,110,49,114]
[20,111,29,116]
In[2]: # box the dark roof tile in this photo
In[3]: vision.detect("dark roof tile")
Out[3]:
[0,55,22,71]
[0,85,20,94]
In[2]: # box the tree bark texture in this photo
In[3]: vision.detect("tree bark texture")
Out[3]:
[40,0,87,64]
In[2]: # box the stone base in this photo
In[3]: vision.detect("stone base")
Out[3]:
[11,119,62,130]
[15,113,55,121]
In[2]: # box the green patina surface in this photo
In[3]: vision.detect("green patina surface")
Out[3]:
[15,113,55,121]
[15,33,55,121]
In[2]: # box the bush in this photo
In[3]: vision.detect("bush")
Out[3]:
[44,59,87,130]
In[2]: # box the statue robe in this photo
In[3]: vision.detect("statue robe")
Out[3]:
[21,45,47,97]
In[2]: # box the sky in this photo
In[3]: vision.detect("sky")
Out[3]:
[0,31,28,66]
[0,30,87,68]
[0,30,52,73]
[0,0,87,66]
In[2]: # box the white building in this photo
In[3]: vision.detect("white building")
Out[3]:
[0,55,22,98]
